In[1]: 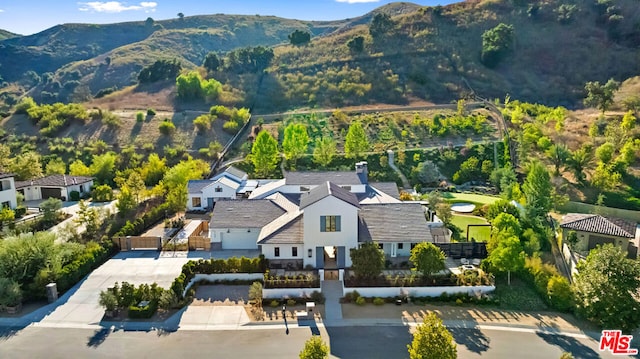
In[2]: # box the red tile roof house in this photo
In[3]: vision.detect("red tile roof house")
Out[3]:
[559,213,638,258]
[15,174,94,202]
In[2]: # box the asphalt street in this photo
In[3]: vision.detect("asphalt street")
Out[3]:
[0,325,635,359]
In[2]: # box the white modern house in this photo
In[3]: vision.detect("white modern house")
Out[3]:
[208,162,450,269]
[15,174,94,202]
[0,173,18,209]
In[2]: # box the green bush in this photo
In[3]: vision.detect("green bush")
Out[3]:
[159,119,176,135]
[147,108,156,116]
[222,120,239,134]
[92,184,114,202]
[69,190,80,201]
[136,112,144,123]
[373,297,385,305]
[310,290,325,304]
[269,300,280,307]
[128,300,158,319]
[355,296,366,305]
[56,242,112,294]
[0,277,23,306]
[287,298,297,307]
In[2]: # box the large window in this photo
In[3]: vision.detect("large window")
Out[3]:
[215,186,223,193]
[192,197,202,208]
[0,180,10,191]
[320,215,341,232]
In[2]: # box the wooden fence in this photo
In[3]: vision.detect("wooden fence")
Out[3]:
[112,236,162,251]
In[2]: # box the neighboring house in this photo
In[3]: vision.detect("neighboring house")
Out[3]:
[0,173,18,209]
[186,166,276,211]
[560,213,638,258]
[209,163,449,269]
[16,174,94,202]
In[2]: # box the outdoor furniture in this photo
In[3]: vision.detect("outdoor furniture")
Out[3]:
[460,258,469,265]
[472,258,481,266]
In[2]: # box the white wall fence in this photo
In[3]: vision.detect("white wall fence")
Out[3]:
[263,287,321,299]
[183,273,263,297]
[562,243,581,278]
[343,285,496,298]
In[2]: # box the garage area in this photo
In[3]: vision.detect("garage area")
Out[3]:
[41,187,63,200]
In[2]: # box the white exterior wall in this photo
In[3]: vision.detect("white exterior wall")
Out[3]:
[262,243,303,261]
[211,228,259,249]
[302,196,359,268]
[343,285,496,298]
[20,185,41,201]
[183,273,263,297]
[263,287,321,299]
[0,177,17,209]
[188,181,236,211]
[65,181,94,199]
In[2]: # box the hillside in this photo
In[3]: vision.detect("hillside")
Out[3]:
[0,0,639,113]
[0,29,19,41]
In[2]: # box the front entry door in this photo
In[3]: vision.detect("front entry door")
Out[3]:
[316,247,324,268]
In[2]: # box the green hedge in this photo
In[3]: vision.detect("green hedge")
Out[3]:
[170,256,267,297]
[115,202,173,237]
[56,242,113,294]
[128,300,158,319]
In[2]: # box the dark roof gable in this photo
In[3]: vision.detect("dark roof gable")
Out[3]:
[299,182,360,209]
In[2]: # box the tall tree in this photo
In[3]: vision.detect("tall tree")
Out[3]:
[299,335,329,359]
[522,161,552,221]
[202,52,221,72]
[573,244,640,332]
[313,137,336,167]
[45,158,67,175]
[162,159,209,211]
[89,153,117,186]
[369,13,396,40]
[288,30,311,46]
[9,151,43,180]
[251,130,279,177]
[345,122,369,159]
[487,235,525,285]
[140,153,167,186]
[481,23,515,68]
[410,242,446,279]
[584,78,620,114]
[282,123,309,166]
[349,242,385,279]
[407,313,457,359]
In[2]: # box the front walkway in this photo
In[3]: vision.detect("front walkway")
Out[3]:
[321,280,344,324]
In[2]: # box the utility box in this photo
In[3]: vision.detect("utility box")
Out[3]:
[46,283,58,303]
[306,302,315,314]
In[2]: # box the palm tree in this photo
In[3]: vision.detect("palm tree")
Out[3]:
[568,146,594,184]
[546,143,570,176]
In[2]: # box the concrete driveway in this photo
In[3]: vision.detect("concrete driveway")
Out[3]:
[38,251,204,327]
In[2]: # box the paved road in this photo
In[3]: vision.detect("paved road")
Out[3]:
[0,325,633,359]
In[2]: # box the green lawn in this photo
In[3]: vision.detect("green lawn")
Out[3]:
[451,214,491,242]
[441,192,500,205]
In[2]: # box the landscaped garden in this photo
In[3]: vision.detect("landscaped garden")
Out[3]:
[450,214,491,242]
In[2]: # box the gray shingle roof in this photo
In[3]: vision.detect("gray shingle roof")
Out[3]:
[300,182,360,209]
[368,182,401,199]
[15,174,93,189]
[187,180,213,193]
[210,199,285,228]
[560,213,636,238]
[224,166,247,180]
[257,212,304,244]
[0,173,15,180]
[285,171,364,186]
[358,203,433,243]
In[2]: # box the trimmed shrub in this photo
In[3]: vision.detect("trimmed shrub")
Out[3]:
[287,299,297,307]
[269,300,280,307]
[373,297,385,305]
[69,190,80,201]
[147,108,156,116]
[159,119,176,135]
[355,296,366,305]
[136,112,144,123]
[128,300,158,319]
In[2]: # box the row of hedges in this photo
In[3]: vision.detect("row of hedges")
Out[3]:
[344,273,459,288]
[115,202,173,237]
[56,242,113,294]
[263,291,325,306]
[171,256,267,297]
[263,273,320,289]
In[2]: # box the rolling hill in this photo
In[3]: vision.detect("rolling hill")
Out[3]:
[0,0,638,113]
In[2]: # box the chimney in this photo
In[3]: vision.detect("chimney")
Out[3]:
[355,161,368,183]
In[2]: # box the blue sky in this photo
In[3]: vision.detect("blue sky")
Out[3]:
[0,0,457,35]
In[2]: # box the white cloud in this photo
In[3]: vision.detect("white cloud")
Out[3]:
[78,1,157,13]
[0,9,4,13]
[335,0,380,3]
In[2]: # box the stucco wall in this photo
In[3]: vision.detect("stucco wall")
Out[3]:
[303,196,359,268]
[0,177,17,209]
[182,273,263,297]
[262,243,304,260]
[210,228,260,249]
